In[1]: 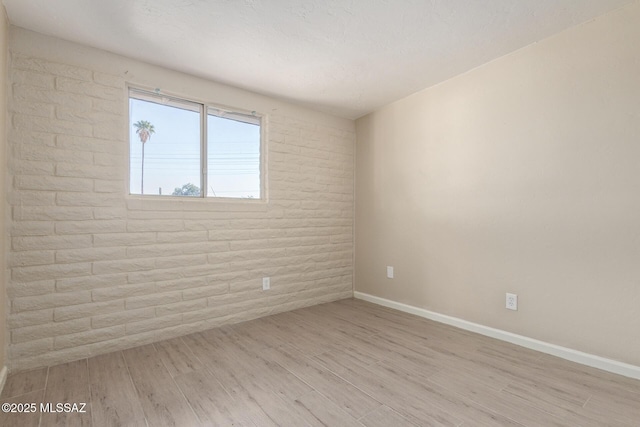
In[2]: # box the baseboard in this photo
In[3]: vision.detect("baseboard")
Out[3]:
[354,291,640,380]
[0,366,7,396]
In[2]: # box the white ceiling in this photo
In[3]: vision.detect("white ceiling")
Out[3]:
[3,0,634,119]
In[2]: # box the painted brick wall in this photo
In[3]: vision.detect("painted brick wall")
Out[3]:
[7,49,354,371]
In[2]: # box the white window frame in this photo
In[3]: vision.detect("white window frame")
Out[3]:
[128,86,266,200]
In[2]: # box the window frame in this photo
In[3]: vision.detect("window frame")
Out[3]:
[127,86,266,201]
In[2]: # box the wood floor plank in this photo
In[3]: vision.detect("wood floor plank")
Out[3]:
[581,392,640,426]
[364,360,522,427]
[378,357,440,389]
[468,346,597,416]
[328,332,409,364]
[0,389,44,427]
[182,328,313,404]
[261,315,337,356]
[229,321,276,353]
[41,359,91,427]
[333,344,382,367]
[431,375,569,427]
[396,379,524,427]
[429,365,613,427]
[288,390,364,427]
[228,376,312,427]
[461,346,599,403]
[200,328,313,401]
[265,344,382,419]
[88,351,146,427]
[0,367,47,398]
[430,355,512,391]
[501,377,591,413]
[377,322,480,359]
[314,350,463,426]
[335,299,438,331]
[174,369,256,426]
[117,419,149,427]
[230,319,291,349]
[4,299,639,427]
[359,405,420,427]
[537,352,640,397]
[154,337,203,377]
[180,331,249,400]
[347,332,444,373]
[123,344,200,427]
[308,301,388,330]
[288,305,381,340]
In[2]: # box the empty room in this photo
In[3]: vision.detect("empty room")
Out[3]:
[0,0,639,426]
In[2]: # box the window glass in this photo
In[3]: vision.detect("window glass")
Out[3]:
[129,94,201,196]
[128,88,262,199]
[207,113,261,199]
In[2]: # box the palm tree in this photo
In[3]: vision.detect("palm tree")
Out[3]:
[133,120,155,194]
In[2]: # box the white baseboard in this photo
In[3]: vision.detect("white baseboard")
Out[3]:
[354,291,640,380]
[0,366,7,396]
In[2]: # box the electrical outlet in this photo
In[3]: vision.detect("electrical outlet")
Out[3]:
[262,277,270,290]
[386,266,394,279]
[506,293,518,311]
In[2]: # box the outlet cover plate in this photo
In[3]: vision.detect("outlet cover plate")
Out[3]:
[262,277,270,290]
[386,266,394,279]
[506,293,518,310]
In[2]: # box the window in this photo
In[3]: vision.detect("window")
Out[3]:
[129,88,262,199]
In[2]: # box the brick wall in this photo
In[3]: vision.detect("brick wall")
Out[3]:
[7,49,354,371]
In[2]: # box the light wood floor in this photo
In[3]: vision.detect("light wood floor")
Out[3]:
[2,298,639,426]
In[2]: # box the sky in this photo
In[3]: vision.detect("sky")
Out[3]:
[129,97,261,198]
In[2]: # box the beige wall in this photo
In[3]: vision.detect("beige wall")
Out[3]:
[355,2,640,366]
[7,27,354,372]
[0,8,8,374]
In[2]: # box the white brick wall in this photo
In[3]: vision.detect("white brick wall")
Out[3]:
[7,52,355,372]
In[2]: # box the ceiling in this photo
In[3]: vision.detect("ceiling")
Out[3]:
[3,0,634,119]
